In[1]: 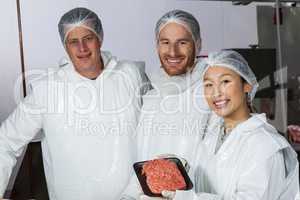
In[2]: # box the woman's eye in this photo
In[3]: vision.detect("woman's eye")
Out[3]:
[204,83,212,88]
[221,80,231,84]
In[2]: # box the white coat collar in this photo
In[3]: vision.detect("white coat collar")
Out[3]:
[62,51,117,82]
[234,113,268,133]
[207,113,270,139]
[224,113,290,150]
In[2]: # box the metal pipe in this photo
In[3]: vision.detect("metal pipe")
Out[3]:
[275,0,288,137]
[16,0,26,97]
[14,1,33,198]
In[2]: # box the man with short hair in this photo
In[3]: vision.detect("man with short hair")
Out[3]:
[138,8,209,171]
[0,7,146,200]
[122,9,211,200]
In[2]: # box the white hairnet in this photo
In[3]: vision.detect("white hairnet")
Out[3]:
[202,50,259,101]
[155,9,201,55]
[58,7,103,46]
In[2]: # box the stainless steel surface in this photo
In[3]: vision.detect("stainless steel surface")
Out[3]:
[275,0,287,133]
[257,6,300,129]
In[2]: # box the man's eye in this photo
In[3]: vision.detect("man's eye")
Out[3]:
[160,41,169,45]
[68,40,78,45]
[85,36,94,41]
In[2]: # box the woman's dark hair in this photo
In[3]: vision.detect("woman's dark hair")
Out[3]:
[241,78,256,113]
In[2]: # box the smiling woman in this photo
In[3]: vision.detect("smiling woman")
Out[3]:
[203,66,252,131]
[170,50,299,200]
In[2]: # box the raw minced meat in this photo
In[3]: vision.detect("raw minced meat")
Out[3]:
[142,159,186,194]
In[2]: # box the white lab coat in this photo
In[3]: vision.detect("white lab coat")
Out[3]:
[174,113,299,200]
[0,52,144,200]
[121,62,212,199]
[137,63,210,164]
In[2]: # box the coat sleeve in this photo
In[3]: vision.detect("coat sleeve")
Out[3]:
[0,86,43,197]
[174,151,287,200]
[232,151,286,200]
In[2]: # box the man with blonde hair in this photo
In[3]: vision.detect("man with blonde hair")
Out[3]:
[0,7,146,200]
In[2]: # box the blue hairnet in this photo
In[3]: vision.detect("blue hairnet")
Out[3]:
[202,50,259,101]
[58,7,103,46]
[155,9,201,55]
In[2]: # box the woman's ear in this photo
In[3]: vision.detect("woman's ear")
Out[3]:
[243,83,252,93]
